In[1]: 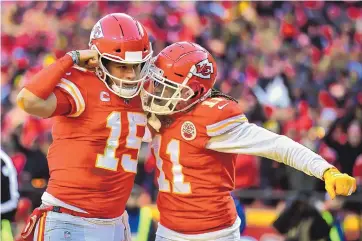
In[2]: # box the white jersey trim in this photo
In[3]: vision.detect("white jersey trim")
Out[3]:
[206,114,248,137]
[41,192,88,213]
[56,78,85,117]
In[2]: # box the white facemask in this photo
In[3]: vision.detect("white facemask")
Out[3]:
[111,81,139,97]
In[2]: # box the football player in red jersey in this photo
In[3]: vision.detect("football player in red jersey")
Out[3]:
[140,42,357,241]
[16,13,152,241]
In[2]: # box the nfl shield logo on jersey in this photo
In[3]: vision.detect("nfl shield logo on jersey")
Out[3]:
[181,121,197,141]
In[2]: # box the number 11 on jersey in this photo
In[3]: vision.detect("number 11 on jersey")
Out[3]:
[153,135,191,194]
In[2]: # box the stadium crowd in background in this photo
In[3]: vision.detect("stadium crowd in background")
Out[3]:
[1,1,361,239]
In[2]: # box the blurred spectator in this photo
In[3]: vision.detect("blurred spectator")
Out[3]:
[14,197,32,241]
[273,192,342,241]
[1,149,19,240]
[1,150,19,221]
[323,107,362,176]
[126,185,156,241]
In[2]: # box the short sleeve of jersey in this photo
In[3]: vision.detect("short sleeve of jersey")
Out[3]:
[54,67,86,117]
[197,97,248,137]
[52,88,75,116]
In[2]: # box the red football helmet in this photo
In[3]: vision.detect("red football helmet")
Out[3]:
[89,13,153,98]
[141,42,217,115]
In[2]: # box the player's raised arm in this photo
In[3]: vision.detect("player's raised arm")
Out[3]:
[206,118,356,199]
[16,50,98,118]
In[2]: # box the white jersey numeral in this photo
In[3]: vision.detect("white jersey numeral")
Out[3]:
[121,113,147,173]
[96,112,146,172]
[201,97,223,108]
[153,135,191,194]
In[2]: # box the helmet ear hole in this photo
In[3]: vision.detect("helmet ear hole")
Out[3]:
[191,87,205,99]
[115,49,121,53]
[192,91,198,98]
[199,86,205,96]
[188,82,202,99]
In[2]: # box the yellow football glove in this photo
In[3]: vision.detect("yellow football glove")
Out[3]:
[323,168,357,199]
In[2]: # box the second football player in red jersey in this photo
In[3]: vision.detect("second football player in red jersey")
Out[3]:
[17,13,152,241]
[141,42,356,241]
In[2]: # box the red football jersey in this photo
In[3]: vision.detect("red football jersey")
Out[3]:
[151,97,244,234]
[46,67,147,218]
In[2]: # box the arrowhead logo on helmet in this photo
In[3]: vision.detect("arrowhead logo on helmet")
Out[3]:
[90,21,104,41]
[192,59,214,79]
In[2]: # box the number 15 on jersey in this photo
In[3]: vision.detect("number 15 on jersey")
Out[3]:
[96,111,147,173]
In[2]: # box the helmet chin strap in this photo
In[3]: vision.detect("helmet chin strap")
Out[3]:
[149,102,172,115]
[147,113,162,132]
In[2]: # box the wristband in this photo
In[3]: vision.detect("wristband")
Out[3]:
[66,51,80,65]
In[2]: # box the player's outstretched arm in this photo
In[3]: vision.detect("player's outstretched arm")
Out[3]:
[206,121,356,199]
[17,50,98,118]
